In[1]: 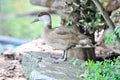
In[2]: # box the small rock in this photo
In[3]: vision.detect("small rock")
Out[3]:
[80,74,85,78]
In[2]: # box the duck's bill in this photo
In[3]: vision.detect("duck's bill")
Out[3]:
[31,18,39,24]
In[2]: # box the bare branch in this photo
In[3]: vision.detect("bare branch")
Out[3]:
[0,10,56,20]
[92,0,115,30]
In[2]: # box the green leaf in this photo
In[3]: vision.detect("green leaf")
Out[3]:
[66,19,73,26]
[81,61,87,68]
[71,58,79,66]
[75,70,81,76]
[114,24,120,38]
[110,34,117,42]
[79,19,84,22]
[103,2,108,7]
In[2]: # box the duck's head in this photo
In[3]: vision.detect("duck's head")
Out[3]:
[32,12,51,24]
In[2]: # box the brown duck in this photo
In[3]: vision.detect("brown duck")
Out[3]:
[32,12,93,62]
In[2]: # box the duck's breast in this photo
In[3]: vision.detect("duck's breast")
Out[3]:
[41,29,68,50]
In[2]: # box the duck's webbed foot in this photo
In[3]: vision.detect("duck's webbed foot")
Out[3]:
[54,56,67,63]
[53,50,67,63]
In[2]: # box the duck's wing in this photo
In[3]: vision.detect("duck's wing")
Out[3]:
[54,27,93,46]
[47,26,80,46]
[55,26,80,35]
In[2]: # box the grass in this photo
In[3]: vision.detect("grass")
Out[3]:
[0,0,61,39]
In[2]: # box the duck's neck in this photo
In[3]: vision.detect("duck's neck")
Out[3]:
[43,15,52,29]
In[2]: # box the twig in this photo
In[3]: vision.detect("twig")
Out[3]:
[92,0,115,30]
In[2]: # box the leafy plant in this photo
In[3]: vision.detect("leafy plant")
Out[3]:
[114,23,120,38]
[81,56,120,80]
[105,23,120,44]
[78,0,104,34]
[71,58,79,66]
[64,0,104,34]
[105,31,117,44]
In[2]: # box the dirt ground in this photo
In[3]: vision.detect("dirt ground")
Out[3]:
[0,55,26,80]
